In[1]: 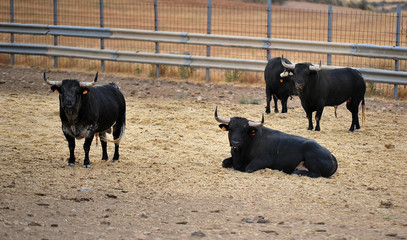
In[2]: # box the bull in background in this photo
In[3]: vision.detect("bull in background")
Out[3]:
[281,60,366,132]
[264,57,297,114]
[44,72,126,168]
[215,107,338,178]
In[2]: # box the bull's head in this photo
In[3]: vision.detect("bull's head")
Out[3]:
[44,72,98,117]
[215,107,264,150]
[281,57,321,91]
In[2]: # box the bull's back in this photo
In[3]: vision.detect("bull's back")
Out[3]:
[89,84,126,132]
[258,128,337,177]
[321,68,365,106]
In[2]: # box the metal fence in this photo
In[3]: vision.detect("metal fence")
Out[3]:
[0,0,406,98]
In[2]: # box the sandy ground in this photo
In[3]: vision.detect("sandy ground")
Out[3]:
[0,65,407,240]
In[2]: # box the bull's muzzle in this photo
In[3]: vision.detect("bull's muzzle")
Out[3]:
[295,84,304,91]
[64,106,76,116]
[230,140,240,149]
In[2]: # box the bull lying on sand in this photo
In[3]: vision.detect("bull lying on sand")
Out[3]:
[215,107,338,178]
[44,72,126,168]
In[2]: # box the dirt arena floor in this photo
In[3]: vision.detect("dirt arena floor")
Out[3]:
[0,65,406,240]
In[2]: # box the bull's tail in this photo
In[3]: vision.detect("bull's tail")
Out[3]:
[334,105,338,118]
[361,98,366,128]
[100,123,126,144]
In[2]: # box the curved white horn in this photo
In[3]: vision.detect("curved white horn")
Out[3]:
[79,72,98,87]
[43,72,62,86]
[214,106,230,124]
[309,60,322,71]
[248,114,264,128]
[281,56,295,69]
[280,70,289,77]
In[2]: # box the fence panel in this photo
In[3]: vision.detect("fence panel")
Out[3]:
[0,0,406,98]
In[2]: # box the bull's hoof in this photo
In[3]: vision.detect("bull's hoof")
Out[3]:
[67,163,75,167]
[101,157,108,161]
[83,164,91,168]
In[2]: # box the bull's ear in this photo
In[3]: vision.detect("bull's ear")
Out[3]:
[82,88,89,95]
[51,85,60,94]
[219,124,229,131]
[249,128,258,136]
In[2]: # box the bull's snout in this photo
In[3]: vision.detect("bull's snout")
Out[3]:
[295,84,303,91]
[230,140,240,149]
[64,106,75,116]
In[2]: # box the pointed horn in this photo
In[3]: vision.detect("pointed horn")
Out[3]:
[248,114,264,128]
[309,61,322,71]
[280,70,289,78]
[43,72,62,86]
[79,72,98,87]
[281,55,295,69]
[214,106,230,124]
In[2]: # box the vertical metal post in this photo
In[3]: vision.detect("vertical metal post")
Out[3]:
[206,0,212,83]
[327,5,332,66]
[53,0,58,68]
[394,4,401,100]
[266,0,271,60]
[10,0,14,65]
[154,0,160,78]
[100,0,105,72]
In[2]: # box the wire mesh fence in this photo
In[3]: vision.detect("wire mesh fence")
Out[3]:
[0,0,406,97]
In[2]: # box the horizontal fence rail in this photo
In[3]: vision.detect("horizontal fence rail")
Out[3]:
[1,42,407,85]
[1,23,407,61]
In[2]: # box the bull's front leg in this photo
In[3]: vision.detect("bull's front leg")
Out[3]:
[281,96,288,113]
[83,128,95,168]
[244,158,270,173]
[222,157,233,168]
[306,111,314,130]
[315,108,324,131]
[273,95,279,113]
[64,133,76,166]
[265,89,272,114]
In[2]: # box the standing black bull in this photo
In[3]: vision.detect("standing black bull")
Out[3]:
[44,72,126,168]
[264,57,297,114]
[215,107,338,178]
[282,60,366,132]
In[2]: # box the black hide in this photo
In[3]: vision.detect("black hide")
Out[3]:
[218,115,338,178]
[264,57,297,114]
[293,64,366,132]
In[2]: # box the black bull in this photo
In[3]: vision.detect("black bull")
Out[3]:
[282,60,366,132]
[264,57,297,114]
[44,73,126,168]
[215,107,338,178]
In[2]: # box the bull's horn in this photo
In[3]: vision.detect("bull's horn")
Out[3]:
[79,72,98,87]
[43,72,62,86]
[248,114,264,128]
[280,70,289,77]
[214,106,230,124]
[309,60,322,71]
[281,55,295,69]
